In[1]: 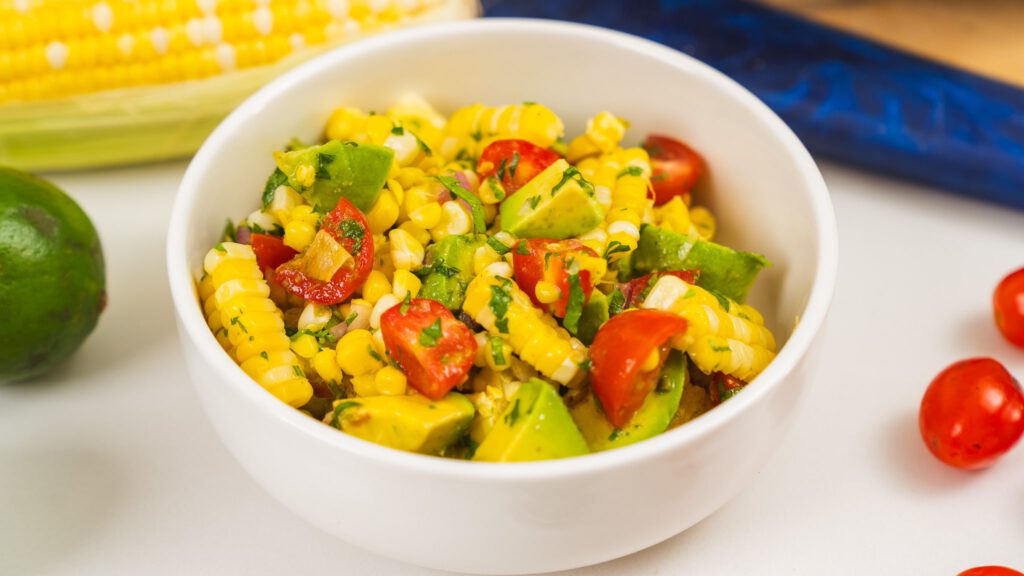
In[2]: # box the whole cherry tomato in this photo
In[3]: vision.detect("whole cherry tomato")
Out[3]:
[274,197,373,305]
[994,267,1024,348]
[919,358,1024,469]
[250,233,298,271]
[958,567,1024,576]
[380,298,477,400]
[512,238,598,318]
[589,309,688,427]
[476,139,560,197]
[642,134,705,206]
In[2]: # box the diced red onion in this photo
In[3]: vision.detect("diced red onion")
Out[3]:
[235,225,251,244]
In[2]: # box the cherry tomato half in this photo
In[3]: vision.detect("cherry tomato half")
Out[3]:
[380,298,477,400]
[250,233,298,271]
[919,358,1024,470]
[959,567,1024,576]
[512,238,598,318]
[994,267,1024,348]
[620,270,699,308]
[274,197,374,305]
[642,134,705,206]
[477,139,560,197]
[589,309,688,427]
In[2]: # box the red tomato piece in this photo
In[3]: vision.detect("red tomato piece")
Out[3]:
[919,358,1024,470]
[642,134,705,206]
[512,238,597,318]
[994,267,1024,348]
[274,197,373,305]
[477,139,560,197]
[589,309,688,427]
[620,270,699,308]
[250,233,298,271]
[708,372,747,406]
[959,567,1024,576]
[380,298,478,400]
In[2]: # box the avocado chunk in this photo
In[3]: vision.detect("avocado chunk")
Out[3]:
[631,224,768,303]
[274,140,394,213]
[499,159,604,239]
[328,393,474,455]
[571,351,688,452]
[576,289,609,345]
[474,378,590,462]
[418,234,482,310]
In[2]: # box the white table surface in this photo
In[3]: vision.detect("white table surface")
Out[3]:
[2,159,1023,575]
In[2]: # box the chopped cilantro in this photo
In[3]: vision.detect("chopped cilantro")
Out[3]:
[488,283,512,334]
[329,400,361,428]
[489,337,506,365]
[222,219,236,242]
[214,243,226,253]
[249,221,284,237]
[617,166,643,179]
[515,241,530,255]
[292,365,304,377]
[607,289,626,317]
[497,158,508,181]
[710,344,732,353]
[487,177,506,201]
[469,129,482,142]
[400,292,412,314]
[706,288,731,312]
[603,240,630,259]
[522,101,536,106]
[260,351,269,360]
[562,273,585,335]
[315,152,335,180]
[419,318,443,347]
[551,166,594,196]
[435,175,486,234]
[486,236,512,255]
[508,151,520,179]
[608,429,622,442]
[338,219,365,253]
[578,358,592,372]
[367,346,383,362]
[344,311,358,325]
[527,195,542,210]
[412,131,432,155]
[391,125,405,135]
[504,398,521,426]
[262,167,288,208]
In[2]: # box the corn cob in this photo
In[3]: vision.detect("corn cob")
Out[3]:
[640,274,776,381]
[577,146,653,262]
[201,241,312,408]
[462,274,586,385]
[0,0,468,104]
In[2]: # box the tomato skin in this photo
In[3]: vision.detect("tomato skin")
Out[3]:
[589,309,688,428]
[708,372,747,406]
[620,270,699,308]
[919,358,1024,470]
[250,233,298,271]
[512,239,597,318]
[477,139,560,196]
[380,298,477,400]
[994,267,1024,348]
[642,134,705,206]
[958,567,1024,576]
[274,198,373,305]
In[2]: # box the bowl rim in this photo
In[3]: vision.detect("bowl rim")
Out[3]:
[167,18,838,481]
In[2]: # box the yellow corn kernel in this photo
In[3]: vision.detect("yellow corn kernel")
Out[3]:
[283,219,316,251]
[361,270,392,304]
[408,202,442,229]
[290,333,319,359]
[385,178,405,206]
[335,329,385,376]
[392,269,422,300]
[396,167,427,189]
[294,163,316,188]
[326,106,368,141]
[431,201,472,242]
[351,373,379,397]
[397,220,431,246]
[269,185,305,224]
[586,111,628,153]
[641,348,661,372]
[203,242,255,275]
[689,206,716,240]
[297,302,332,331]
[566,134,601,163]
[366,189,400,234]
[370,294,400,330]
[366,114,396,145]
[473,245,500,276]
[656,196,692,233]
[389,228,425,270]
[374,366,408,396]
[313,349,343,384]
[257,363,313,408]
[534,281,561,304]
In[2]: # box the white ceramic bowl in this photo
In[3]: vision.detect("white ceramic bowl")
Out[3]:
[167,19,836,574]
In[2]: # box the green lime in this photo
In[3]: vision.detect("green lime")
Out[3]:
[0,166,106,383]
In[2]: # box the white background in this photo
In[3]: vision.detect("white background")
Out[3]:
[2,159,1023,575]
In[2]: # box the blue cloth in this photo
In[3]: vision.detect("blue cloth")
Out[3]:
[482,0,1024,209]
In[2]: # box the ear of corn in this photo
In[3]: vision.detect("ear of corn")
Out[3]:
[640,274,776,382]
[0,0,479,170]
[200,242,313,408]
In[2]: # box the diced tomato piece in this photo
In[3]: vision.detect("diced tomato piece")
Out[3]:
[380,298,478,400]
[476,139,560,197]
[620,270,699,308]
[512,238,598,318]
[589,309,688,427]
[274,197,373,305]
[250,233,298,271]
[708,372,747,406]
[642,134,705,206]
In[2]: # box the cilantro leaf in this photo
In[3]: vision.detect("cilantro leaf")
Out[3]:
[435,175,486,234]
[419,318,443,347]
[562,272,585,334]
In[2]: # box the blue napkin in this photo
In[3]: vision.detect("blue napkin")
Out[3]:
[482,0,1024,210]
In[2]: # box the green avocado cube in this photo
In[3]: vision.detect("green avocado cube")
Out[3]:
[328,393,474,455]
[571,351,688,452]
[474,378,590,462]
[274,140,393,213]
[418,234,482,311]
[499,159,604,239]
[630,224,768,303]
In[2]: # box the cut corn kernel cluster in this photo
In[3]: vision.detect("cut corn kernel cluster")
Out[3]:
[200,242,312,407]
[0,0,468,104]
[640,275,777,381]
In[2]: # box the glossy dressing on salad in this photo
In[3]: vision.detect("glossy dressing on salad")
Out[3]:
[198,96,775,461]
